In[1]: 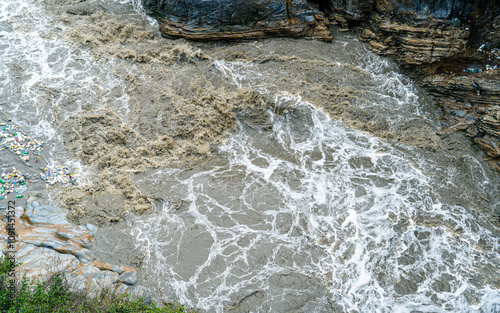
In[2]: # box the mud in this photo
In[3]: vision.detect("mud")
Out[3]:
[3,1,495,311]
[31,0,274,222]
[29,0,490,230]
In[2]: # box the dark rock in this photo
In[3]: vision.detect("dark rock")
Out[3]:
[360,19,470,65]
[375,0,474,19]
[358,0,500,67]
[330,0,373,19]
[466,124,479,137]
[475,135,500,158]
[477,106,500,138]
[74,249,96,264]
[421,72,500,110]
[475,106,500,167]
[143,0,332,41]
[453,110,466,118]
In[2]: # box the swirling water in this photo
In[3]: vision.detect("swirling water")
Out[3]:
[1,0,499,312]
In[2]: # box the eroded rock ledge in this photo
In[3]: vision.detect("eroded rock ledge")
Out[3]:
[1,198,154,302]
[355,0,500,172]
[143,0,332,41]
[141,0,500,172]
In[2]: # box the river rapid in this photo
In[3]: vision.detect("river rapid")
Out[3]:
[1,0,500,312]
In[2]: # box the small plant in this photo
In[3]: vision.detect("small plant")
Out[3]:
[0,256,194,312]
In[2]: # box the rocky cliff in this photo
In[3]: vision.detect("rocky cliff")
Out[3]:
[143,0,500,172]
[356,0,500,172]
[142,0,332,41]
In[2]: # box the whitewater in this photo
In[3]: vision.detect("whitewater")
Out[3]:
[1,0,499,312]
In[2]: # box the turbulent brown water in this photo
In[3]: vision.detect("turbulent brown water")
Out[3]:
[1,0,500,312]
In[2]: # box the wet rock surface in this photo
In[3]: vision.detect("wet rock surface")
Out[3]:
[0,197,154,302]
[360,20,470,65]
[143,0,332,41]
[354,0,500,173]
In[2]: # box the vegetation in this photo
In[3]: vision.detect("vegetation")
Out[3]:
[0,256,194,313]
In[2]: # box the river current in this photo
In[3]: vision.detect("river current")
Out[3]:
[1,0,500,312]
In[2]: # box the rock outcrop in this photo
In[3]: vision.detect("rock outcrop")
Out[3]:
[1,198,153,301]
[356,0,500,172]
[421,72,500,172]
[142,0,332,41]
[141,0,500,172]
[475,106,500,171]
[360,20,470,65]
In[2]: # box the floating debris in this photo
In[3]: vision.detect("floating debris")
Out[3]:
[476,43,500,65]
[0,167,28,200]
[463,65,498,73]
[40,165,79,185]
[1,122,80,200]
[0,122,43,164]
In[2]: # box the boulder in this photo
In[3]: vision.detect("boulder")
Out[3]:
[118,271,138,285]
[25,205,70,225]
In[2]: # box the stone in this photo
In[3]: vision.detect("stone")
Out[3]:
[376,0,474,19]
[86,223,97,233]
[27,200,40,210]
[143,0,333,41]
[39,238,65,251]
[85,270,120,297]
[118,271,138,285]
[74,249,96,264]
[453,110,466,118]
[16,245,80,277]
[130,286,152,303]
[466,124,479,137]
[330,0,373,20]
[477,106,500,138]
[65,274,88,293]
[361,20,469,65]
[0,204,153,302]
[56,231,74,240]
[25,205,70,225]
[111,265,125,274]
[475,135,500,158]
[359,0,500,69]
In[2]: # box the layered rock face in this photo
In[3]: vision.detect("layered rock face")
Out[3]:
[360,21,470,65]
[356,0,500,172]
[421,72,500,172]
[344,0,500,173]
[1,198,154,302]
[143,0,500,172]
[142,0,332,41]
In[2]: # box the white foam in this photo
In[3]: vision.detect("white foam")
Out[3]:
[0,0,133,163]
[2,1,498,311]
[128,105,500,312]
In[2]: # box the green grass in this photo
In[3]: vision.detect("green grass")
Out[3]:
[0,256,194,313]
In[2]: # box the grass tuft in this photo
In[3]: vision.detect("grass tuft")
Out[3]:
[0,256,194,313]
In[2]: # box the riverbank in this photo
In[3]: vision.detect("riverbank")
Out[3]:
[1,0,499,311]
[142,0,500,174]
